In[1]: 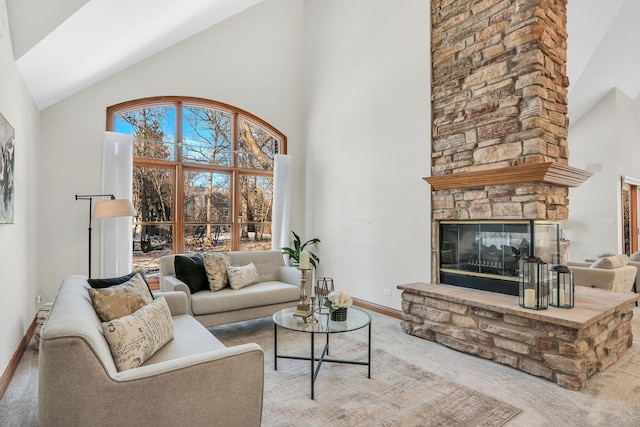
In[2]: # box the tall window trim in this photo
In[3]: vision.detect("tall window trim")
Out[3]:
[106,96,286,270]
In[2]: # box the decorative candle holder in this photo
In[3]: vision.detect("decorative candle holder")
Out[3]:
[549,264,574,308]
[293,268,313,321]
[519,256,549,310]
[315,277,334,314]
[308,295,318,324]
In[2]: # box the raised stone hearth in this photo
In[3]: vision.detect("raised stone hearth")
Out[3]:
[398,283,640,390]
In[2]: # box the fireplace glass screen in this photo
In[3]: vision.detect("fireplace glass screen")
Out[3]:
[439,220,560,295]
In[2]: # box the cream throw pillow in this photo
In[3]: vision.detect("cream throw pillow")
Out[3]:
[590,254,629,269]
[203,252,231,291]
[629,251,640,262]
[227,262,260,290]
[102,297,174,372]
[89,273,153,322]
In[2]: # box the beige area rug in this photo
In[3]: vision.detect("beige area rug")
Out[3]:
[211,315,522,427]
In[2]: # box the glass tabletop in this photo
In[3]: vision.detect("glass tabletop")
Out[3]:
[273,306,371,333]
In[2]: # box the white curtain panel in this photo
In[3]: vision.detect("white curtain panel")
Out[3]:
[101,131,134,277]
[272,154,292,250]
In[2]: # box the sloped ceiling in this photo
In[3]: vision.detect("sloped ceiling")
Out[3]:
[567,0,640,124]
[6,0,640,120]
[6,0,263,110]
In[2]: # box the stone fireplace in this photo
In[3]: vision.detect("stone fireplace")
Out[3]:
[425,0,590,286]
[398,0,639,392]
[438,219,560,296]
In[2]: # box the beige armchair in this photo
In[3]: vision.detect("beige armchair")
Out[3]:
[567,255,637,293]
[584,253,640,294]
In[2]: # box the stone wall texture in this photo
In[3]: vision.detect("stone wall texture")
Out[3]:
[401,290,635,390]
[431,0,569,220]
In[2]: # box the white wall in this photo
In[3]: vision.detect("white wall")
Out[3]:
[37,0,431,313]
[37,0,305,300]
[303,0,431,310]
[567,88,640,261]
[0,0,40,377]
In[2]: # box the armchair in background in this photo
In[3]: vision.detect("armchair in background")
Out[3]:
[567,254,637,293]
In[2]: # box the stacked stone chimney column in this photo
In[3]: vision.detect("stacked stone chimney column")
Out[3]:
[431,0,569,221]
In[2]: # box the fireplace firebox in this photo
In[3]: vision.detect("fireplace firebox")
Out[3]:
[438,220,560,296]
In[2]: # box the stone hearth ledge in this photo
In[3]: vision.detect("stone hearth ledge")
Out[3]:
[397,283,640,390]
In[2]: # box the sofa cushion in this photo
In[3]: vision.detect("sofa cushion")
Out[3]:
[175,253,209,294]
[590,254,629,269]
[143,314,226,366]
[88,269,154,300]
[102,297,174,372]
[190,281,300,315]
[88,273,153,322]
[203,252,231,291]
[227,262,260,290]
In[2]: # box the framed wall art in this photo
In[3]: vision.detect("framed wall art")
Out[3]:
[0,113,15,224]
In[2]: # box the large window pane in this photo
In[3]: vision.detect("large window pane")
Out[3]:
[239,175,273,249]
[182,106,231,165]
[115,106,176,160]
[184,224,231,252]
[238,223,272,251]
[237,117,279,169]
[184,171,230,222]
[132,224,173,280]
[133,166,173,222]
[239,175,273,223]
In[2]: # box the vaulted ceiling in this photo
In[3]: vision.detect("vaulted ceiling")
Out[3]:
[5,0,640,123]
[5,0,263,109]
[566,0,640,123]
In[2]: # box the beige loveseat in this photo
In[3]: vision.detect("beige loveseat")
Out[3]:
[567,254,637,293]
[160,250,301,327]
[39,275,264,426]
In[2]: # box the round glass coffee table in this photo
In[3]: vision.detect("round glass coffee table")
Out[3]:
[272,306,371,399]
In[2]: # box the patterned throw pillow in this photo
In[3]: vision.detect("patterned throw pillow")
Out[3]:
[102,297,174,372]
[89,273,153,322]
[227,262,260,290]
[203,252,231,291]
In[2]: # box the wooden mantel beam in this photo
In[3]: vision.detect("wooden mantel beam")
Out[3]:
[424,162,593,191]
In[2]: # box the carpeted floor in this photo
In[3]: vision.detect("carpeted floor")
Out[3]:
[214,316,520,426]
[2,307,640,426]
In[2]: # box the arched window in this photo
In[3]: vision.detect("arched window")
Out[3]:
[107,96,286,276]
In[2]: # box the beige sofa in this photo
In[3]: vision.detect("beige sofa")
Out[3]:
[160,250,301,327]
[39,274,264,427]
[567,255,637,293]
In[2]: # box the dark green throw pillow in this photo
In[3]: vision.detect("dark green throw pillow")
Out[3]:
[87,270,154,300]
[174,253,209,294]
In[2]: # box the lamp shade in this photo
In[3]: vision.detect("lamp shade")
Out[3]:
[93,199,136,219]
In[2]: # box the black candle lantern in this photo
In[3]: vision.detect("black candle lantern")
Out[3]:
[549,264,574,308]
[519,256,549,310]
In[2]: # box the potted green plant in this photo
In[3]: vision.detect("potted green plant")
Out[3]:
[596,252,615,258]
[281,230,320,268]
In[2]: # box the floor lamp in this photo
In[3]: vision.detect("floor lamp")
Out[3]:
[75,194,136,278]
